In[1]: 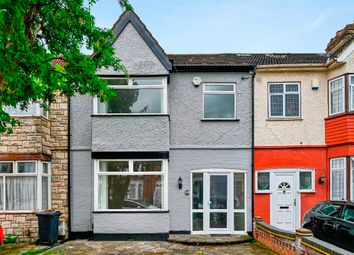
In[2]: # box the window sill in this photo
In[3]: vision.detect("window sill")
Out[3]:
[91,113,169,117]
[266,118,302,121]
[201,118,240,122]
[93,210,169,214]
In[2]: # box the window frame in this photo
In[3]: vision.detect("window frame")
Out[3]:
[349,74,354,112]
[202,83,237,120]
[268,82,301,118]
[330,157,347,201]
[93,159,168,212]
[3,102,49,119]
[255,169,315,194]
[351,157,354,202]
[328,76,345,116]
[93,77,168,115]
[0,160,51,212]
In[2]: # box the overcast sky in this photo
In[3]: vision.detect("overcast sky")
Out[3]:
[90,0,354,54]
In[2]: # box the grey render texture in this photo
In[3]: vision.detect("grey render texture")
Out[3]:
[70,10,253,236]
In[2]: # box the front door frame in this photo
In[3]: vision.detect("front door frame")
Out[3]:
[269,170,302,230]
[190,169,247,235]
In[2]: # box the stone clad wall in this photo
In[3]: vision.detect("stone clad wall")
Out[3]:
[0,95,68,242]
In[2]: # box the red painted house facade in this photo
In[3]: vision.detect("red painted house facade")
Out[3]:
[254,23,354,231]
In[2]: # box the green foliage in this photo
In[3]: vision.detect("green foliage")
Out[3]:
[22,248,48,255]
[119,0,133,11]
[0,0,128,134]
[3,235,18,244]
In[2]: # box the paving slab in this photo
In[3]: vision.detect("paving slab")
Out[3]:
[168,234,253,245]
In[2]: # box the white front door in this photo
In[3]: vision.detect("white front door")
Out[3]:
[191,171,247,234]
[271,173,297,231]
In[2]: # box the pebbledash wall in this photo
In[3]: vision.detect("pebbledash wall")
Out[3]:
[0,95,69,241]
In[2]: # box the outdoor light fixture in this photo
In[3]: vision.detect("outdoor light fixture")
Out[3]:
[178,176,183,189]
[319,176,326,184]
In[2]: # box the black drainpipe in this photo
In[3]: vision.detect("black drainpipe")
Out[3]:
[250,67,256,236]
[67,96,71,237]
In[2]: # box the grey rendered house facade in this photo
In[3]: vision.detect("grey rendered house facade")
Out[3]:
[70,11,254,238]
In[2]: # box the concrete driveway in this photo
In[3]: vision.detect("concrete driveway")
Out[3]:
[43,240,273,255]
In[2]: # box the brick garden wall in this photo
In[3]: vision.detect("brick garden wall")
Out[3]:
[0,95,68,242]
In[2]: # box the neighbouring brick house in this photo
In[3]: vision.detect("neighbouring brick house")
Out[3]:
[0,95,68,241]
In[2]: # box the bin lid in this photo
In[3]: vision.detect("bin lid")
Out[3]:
[36,211,61,216]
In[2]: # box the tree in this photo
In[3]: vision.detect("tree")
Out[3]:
[0,0,132,134]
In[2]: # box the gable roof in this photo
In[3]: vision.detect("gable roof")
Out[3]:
[326,22,354,59]
[168,53,328,67]
[112,11,172,71]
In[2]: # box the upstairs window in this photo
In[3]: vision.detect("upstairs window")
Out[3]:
[268,83,300,118]
[203,83,236,119]
[3,102,48,118]
[350,75,354,111]
[329,76,345,115]
[95,77,167,114]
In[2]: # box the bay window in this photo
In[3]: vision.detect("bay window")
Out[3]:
[0,161,50,211]
[350,75,354,111]
[329,76,345,115]
[203,83,236,119]
[330,158,346,200]
[268,83,300,118]
[95,77,167,114]
[3,102,48,118]
[95,159,167,211]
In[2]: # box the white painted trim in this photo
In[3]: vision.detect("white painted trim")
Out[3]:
[350,157,354,202]
[330,157,347,200]
[349,75,354,111]
[337,41,354,62]
[93,77,167,115]
[202,83,237,120]
[329,76,345,116]
[268,83,301,118]
[255,171,271,193]
[93,159,168,211]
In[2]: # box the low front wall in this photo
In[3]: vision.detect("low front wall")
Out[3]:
[0,213,38,242]
[253,217,349,255]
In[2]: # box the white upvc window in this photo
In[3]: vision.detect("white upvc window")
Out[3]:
[329,76,345,115]
[349,75,354,111]
[203,83,236,120]
[3,102,49,118]
[94,159,168,211]
[268,83,300,118]
[94,77,168,114]
[0,161,51,212]
[330,158,346,201]
[351,157,354,202]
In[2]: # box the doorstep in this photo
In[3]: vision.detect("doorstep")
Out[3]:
[167,234,253,245]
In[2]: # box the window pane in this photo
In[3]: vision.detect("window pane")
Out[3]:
[98,175,162,209]
[133,161,162,172]
[98,89,163,114]
[331,170,345,200]
[0,162,13,173]
[4,103,38,116]
[341,206,354,222]
[0,180,3,210]
[204,94,234,118]
[193,173,203,209]
[104,78,128,86]
[257,172,270,191]
[269,84,283,93]
[42,162,49,174]
[132,78,163,85]
[332,158,345,169]
[351,85,354,110]
[330,78,343,90]
[42,177,49,210]
[234,173,245,209]
[193,213,203,231]
[210,212,227,228]
[300,172,312,190]
[205,85,234,91]
[6,177,37,211]
[99,161,128,172]
[331,89,344,114]
[234,212,245,231]
[17,162,36,173]
[285,94,299,116]
[270,95,283,116]
[285,84,299,92]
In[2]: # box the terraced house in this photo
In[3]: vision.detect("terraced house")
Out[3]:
[0,95,69,241]
[254,23,354,231]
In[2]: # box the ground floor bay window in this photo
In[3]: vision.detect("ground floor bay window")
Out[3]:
[0,161,50,212]
[191,170,246,234]
[94,159,168,211]
[329,157,354,202]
